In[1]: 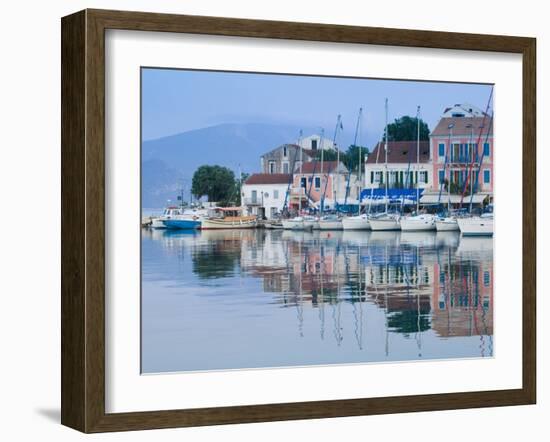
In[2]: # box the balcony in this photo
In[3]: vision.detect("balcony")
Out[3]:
[243,197,262,206]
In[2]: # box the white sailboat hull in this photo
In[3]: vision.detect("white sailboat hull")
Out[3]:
[282,219,314,230]
[400,215,436,231]
[435,217,459,231]
[342,216,371,230]
[318,220,343,230]
[457,217,494,236]
[369,217,401,231]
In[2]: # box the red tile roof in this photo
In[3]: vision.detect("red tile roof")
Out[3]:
[296,161,344,174]
[431,116,493,137]
[244,173,292,185]
[366,141,430,164]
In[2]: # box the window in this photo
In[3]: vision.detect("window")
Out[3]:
[311,139,318,150]
[273,190,279,199]
[370,171,374,184]
[283,146,288,157]
[438,170,445,184]
[283,162,289,173]
[483,169,490,184]
[420,171,428,184]
[315,177,321,188]
[268,161,275,174]
[483,142,490,156]
[251,190,257,203]
[300,177,307,188]
[484,271,490,287]
[438,143,445,157]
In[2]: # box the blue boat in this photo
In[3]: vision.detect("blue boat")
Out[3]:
[162,218,201,230]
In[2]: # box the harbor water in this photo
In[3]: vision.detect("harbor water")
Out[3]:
[141,228,493,373]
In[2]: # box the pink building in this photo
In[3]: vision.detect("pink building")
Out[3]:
[290,161,353,211]
[430,113,494,197]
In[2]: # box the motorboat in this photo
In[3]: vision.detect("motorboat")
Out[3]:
[150,206,184,229]
[162,218,201,230]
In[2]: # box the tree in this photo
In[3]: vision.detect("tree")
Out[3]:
[191,165,235,203]
[384,116,430,142]
[315,149,347,164]
[344,145,369,172]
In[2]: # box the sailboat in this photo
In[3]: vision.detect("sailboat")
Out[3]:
[318,117,344,230]
[342,107,371,230]
[282,216,316,230]
[369,99,401,231]
[457,212,493,236]
[400,106,436,232]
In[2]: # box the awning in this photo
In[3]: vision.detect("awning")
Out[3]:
[419,192,490,205]
[360,188,423,203]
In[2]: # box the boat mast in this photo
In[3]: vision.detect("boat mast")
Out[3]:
[416,105,421,214]
[333,114,342,211]
[447,125,453,213]
[238,164,242,208]
[351,107,363,214]
[298,130,303,213]
[319,129,325,215]
[384,98,389,214]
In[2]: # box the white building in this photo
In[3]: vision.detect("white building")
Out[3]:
[364,140,432,193]
[297,133,338,151]
[441,103,487,118]
[241,173,292,219]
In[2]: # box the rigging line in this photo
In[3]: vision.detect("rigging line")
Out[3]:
[459,86,494,209]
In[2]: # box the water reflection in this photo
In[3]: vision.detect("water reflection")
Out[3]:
[141,228,493,373]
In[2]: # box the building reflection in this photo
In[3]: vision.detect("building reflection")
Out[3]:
[146,227,493,351]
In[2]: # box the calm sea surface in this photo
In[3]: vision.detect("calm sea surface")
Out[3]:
[141,228,493,373]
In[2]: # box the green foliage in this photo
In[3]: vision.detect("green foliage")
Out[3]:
[191,165,236,203]
[313,149,339,162]
[384,116,430,142]
[312,145,369,173]
[345,145,369,172]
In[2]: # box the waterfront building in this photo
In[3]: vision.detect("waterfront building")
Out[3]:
[290,161,360,211]
[241,173,292,219]
[297,133,338,152]
[426,106,493,206]
[362,141,431,205]
[260,144,311,174]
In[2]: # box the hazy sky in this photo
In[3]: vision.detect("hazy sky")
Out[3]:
[142,68,493,148]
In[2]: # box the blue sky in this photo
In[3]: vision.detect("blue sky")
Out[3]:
[142,68,493,148]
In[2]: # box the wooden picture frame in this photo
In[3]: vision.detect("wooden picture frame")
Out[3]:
[61,8,536,433]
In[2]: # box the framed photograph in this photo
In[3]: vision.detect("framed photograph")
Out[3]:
[61,9,536,433]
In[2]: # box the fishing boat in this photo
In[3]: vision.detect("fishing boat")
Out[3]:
[435,216,459,231]
[200,207,257,230]
[457,213,493,236]
[318,214,343,230]
[281,216,315,230]
[162,218,201,230]
[400,213,436,231]
[342,213,370,230]
[150,206,184,229]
